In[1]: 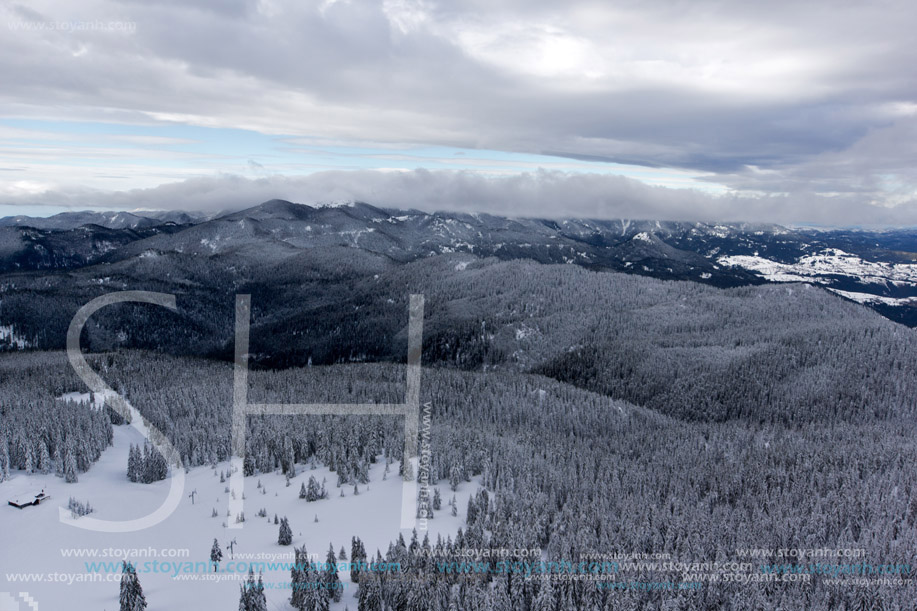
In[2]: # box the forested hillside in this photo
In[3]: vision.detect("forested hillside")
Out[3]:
[3,350,915,609]
[4,253,916,425]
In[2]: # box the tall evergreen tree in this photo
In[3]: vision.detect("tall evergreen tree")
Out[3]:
[322,543,342,603]
[239,568,267,611]
[357,575,382,611]
[210,538,222,571]
[350,536,367,583]
[127,444,141,482]
[119,561,147,611]
[38,442,51,474]
[144,443,168,482]
[278,516,293,546]
[304,475,324,502]
[63,447,78,483]
[52,444,63,478]
[290,545,310,611]
[284,437,296,476]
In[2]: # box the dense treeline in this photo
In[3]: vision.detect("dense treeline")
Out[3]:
[81,351,406,478]
[0,352,112,481]
[359,366,917,610]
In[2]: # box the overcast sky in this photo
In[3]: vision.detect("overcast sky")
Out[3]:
[1,0,916,225]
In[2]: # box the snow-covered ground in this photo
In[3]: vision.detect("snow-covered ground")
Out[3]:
[0,424,479,610]
[826,288,917,306]
[718,249,917,286]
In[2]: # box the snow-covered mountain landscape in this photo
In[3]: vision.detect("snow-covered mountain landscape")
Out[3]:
[2,204,917,609]
[5,0,917,608]
[2,201,916,338]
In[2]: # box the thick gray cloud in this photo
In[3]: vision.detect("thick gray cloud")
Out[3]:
[1,0,916,222]
[8,170,917,227]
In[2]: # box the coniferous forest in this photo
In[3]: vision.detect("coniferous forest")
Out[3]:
[3,233,917,608]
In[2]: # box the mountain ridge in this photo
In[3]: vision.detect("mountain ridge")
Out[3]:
[2,199,916,325]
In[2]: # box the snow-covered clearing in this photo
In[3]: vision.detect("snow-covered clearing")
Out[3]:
[0,424,480,610]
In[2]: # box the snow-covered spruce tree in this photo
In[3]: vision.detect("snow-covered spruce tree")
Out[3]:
[38,442,51,474]
[67,497,93,518]
[304,475,322,502]
[63,447,78,483]
[142,443,168,483]
[119,561,147,611]
[210,538,222,571]
[141,443,152,482]
[465,496,477,525]
[309,582,330,611]
[350,536,367,584]
[127,444,140,482]
[252,573,268,611]
[322,543,342,603]
[278,516,293,546]
[128,443,168,484]
[289,545,309,611]
[291,545,330,611]
[357,575,382,611]
[52,444,62,478]
[283,436,296,476]
[238,568,267,611]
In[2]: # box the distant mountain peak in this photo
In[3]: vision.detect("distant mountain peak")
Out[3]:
[219,199,316,222]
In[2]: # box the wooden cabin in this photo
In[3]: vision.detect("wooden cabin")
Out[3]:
[8,490,50,509]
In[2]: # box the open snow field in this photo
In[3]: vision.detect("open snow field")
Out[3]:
[0,423,480,610]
